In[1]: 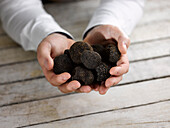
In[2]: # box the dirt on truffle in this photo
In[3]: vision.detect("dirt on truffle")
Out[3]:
[53,41,121,86]
[53,54,73,74]
[92,44,107,61]
[105,43,121,64]
[81,50,101,69]
[95,62,111,82]
[72,66,94,85]
[69,41,93,64]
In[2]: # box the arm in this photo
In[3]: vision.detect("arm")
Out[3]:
[82,0,146,94]
[0,0,83,94]
[0,0,73,51]
[83,0,145,38]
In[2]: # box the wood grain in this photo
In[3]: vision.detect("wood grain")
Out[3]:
[0,78,170,128]
[0,0,170,48]
[0,37,170,84]
[0,36,169,69]
[0,1,170,128]
[0,35,18,49]
[127,38,170,62]
[28,101,170,128]
[0,56,170,106]
[0,61,43,84]
[0,47,36,66]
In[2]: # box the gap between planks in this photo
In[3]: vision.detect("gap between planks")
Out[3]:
[23,100,170,128]
[0,0,170,49]
[0,36,170,67]
[0,56,170,107]
[0,55,170,86]
[0,77,170,128]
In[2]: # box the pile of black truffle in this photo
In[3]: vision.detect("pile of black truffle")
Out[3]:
[53,41,121,85]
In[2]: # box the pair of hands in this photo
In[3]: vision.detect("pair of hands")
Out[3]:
[37,25,130,95]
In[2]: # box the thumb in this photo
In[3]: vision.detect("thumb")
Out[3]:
[118,36,130,54]
[44,56,53,70]
[37,41,54,71]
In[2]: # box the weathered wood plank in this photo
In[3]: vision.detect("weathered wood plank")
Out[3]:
[128,38,170,62]
[0,78,62,106]
[130,20,170,42]
[28,101,170,128]
[0,61,43,84]
[0,35,18,49]
[0,39,170,106]
[0,0,169,49]
[0,56,170,107]
[137,0,170,25]
[45,0,170,41]
[0,36,170,84]
[0,36,169,68]
[0,78,170,128]
[0,47,36,66]
[120,56,170,84]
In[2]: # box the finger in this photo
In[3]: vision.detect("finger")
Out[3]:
[99,84,109,95]
[118,35,130,54]
[110,64,129,76]
[94,86,100,91]
[105,76,123,88]
[92,84,100,91]
[37,41,53,70]
[45,71,71,87]
[110,55,129,76]
[109,26,130,54]
[76,85,92,93]
[58,80,81,93]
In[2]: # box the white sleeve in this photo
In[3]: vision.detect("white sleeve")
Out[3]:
[83,0,146,38]
[0,0,73,51]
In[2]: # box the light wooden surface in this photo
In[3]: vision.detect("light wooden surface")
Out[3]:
[0,0,170,128]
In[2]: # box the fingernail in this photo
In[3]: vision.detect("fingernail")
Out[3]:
[123,41,127,51]
[63,77,68,81]
[62,76,69,81]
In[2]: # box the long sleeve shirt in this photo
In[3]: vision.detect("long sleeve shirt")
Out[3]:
[0,0,145,51]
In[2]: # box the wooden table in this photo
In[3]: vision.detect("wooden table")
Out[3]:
[0,0,170,127]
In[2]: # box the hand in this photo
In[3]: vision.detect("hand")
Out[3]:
[84,25,130,95]
[37,33,81,93]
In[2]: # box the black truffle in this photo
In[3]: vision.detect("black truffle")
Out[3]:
[64,49,70,56]
[81,50,101,69]
[105,44,121,64]
[92,44,107,61]
[72,66,94,85]
[53,54,73,74]
[69,41,93,64]
[95,62,111,82]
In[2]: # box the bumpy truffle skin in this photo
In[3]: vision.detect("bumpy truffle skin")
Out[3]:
[69,41,93,64]
[72,66,94,85]
[105,44,121,64]
[81,50,101,69]
[92,44,107,61]
[53,54,73,74]
[64,49,70,56]
[95,63,111,82]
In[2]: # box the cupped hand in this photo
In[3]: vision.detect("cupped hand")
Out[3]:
[37,33,81,93]
[84,25,130,95]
